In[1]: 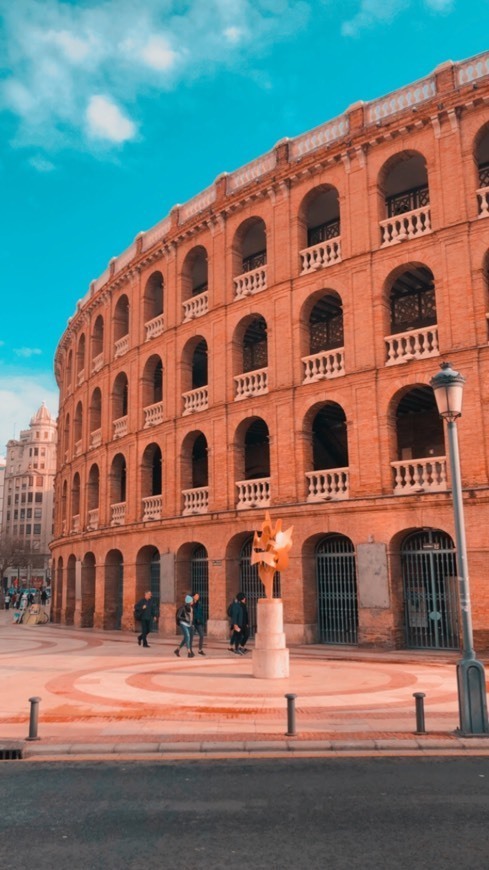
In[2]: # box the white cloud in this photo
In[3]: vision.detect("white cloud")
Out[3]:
[341,0,454,37]
[140,35,179,71]
[29,156,55,172]
[223,26,243,43]
[43,29,94,63]
[0,373,59,454]
[13,347,42,358]
[86,95,137,143]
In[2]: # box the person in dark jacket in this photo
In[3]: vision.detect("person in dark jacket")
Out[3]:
[174,595,195,658]
[229,592,249,655]
[192,592,206,655]
[135,591,158,648]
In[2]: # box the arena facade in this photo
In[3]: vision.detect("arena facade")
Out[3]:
[51,51,489,650]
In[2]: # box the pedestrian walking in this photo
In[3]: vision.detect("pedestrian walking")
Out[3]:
[174,594,195,658]
[229,592,250,655]
[40,589,47,606]
[134,590,158,648]
[192,592,206,655]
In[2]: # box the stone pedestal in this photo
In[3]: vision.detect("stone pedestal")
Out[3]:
[252,598,289,679]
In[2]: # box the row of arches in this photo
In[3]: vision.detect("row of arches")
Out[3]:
[52,527,460,650]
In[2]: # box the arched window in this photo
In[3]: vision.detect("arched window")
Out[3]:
[110,453,127,524]
[63,413,70,458]
[87,464,100,511]
[114,294,130,356]
[89,388,102,443]
[143,272,164,339]
[306,404,349,502]
[379,152,430,246]
[182,338,208,415]
[142,355,163,426]
[65,349,73,394]
[74,401,83,450]
[235,417,270,510]
[76,334,86,381]
[182,247,209,320]
[475,125,489,216]
[71,472,81,528]
[141,443,162,521]
[91,315,104,370]
[112,372,128,438]
[391,386,446,495]
[233,217,267,298]
[385,265,438,365]
[302,292,345,382]
[182,431,209,515]
[298,186,341,274]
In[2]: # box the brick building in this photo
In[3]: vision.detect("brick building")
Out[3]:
[51,51,489,651]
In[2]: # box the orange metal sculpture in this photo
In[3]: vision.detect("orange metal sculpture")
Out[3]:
[250,512,293,600]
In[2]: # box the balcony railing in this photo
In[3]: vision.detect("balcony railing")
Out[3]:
[113,416,128,439]
[305,468,349,502]
[77,369,85,386]
[236,477,271,510]
[110,502,126,526]
[182,386,208,415]
[477,186,489,218]
[91,352,104,374]
[302,348,345,383]
[380,206,431,247]
[74,439,82,456]
[183,291,209,322]
[87,508,99,531]
[114,335,129,358]
[300,238,342,275]
[182,486,209,515]
[385,325,439,365]
[145,313,164,341]
[234,368,268,400]
[143,401,164,428]
[387,185,429,218]
[71,514,81,533]
[142,495,162,521]
[89,428,102,449]
[234,265,267,300]
[391,457,447,495]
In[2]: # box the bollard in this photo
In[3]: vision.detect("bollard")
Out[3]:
[285,693,297,737]
[26,696,42,742]
[413,691,426,734]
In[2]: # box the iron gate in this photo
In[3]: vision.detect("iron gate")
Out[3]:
[150,550,160,633]
[191,545,209,632]
[114,560,123,631]
[316,535,358,644]
[239,537,281,637]
[402,529,460,650]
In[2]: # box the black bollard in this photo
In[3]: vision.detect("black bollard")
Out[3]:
[26,696,42,741]
[413,692,426,734]
[285,693,297,737]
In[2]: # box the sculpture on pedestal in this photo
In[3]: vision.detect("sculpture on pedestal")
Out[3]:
[250,513,293,598]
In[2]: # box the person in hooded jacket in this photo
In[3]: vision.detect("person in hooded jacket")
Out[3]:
[174,594,195,658]
[229,592,249,655]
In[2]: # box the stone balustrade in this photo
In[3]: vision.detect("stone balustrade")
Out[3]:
[87,508,99,531]
[179,185,216,223]
[457,51,489,85]
[90,428,102,449]
[385,325,439,365]
[77,369,85,386]
[234,265,267,300]
[91,353,103,374]
[302,348,345,383]
[380,206,431,246]
[182,486,209,515]
[236,477,271,509]
[367,75,436,124]
[113,416,128,439]
[182,386,209,415]
[110,502,126,526]
[227,152,277,193]
[305,468,349,502]
[145,313,164,341]
[299,238,342,274]
[114,335,129,358]
[182,291,209,322]
[234,368,268,400]
[142,495,162,521]
[74,439,82,456]
[143,401,164,428]
[289,116,349,159]
[477,186,489,217]
[391,457,447,494]
[71,514,80,533]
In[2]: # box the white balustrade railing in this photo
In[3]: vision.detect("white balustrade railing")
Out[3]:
[143,401,164,428]
[234,368,268,400]
[391,457,447,494]
[114,335,129,358]
[227,151,277,193]
[77,369,85,386]
[234,265,267,299]
[385,325,439,365]
[179,184,217,223]
[182,486,209,515]
[290,116,349,160]
[380,206,431,246]
[367,75,436,123]
[477,186,489,218]
[90,428,102,448]
[74,439,82,456]
[305,468,349,502]
[457,51,489,85]
[302,349,345,383]
[87,508,99,531]
[145,313,164,340]
[182,387,208,415]
[142,494,162,521]
[110,502,126,526]
[182,292,208,322]
[91,352,103,374]
[71,514,80,533]
[300,238,342,274]
[140,217,171,253]
[236,477,271,509]
[113,416,128,439]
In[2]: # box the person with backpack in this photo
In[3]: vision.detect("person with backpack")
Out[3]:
[192,592,206,656]
[228,592,249,655]
[134,590,158,648]
[174,594,195,658]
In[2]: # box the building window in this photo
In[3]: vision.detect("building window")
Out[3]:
[35,493,43,503]
[33,524,41,535]
[26,524,31,535]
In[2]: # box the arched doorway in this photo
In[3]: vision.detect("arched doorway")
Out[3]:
[401,529,460,649]
[104,550,123,630]
[315,535,358,644]
[190,545,209,630]
[81,552,96,628]
[239,536,280,637]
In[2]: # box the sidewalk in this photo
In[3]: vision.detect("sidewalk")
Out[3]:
[1,610,489,758]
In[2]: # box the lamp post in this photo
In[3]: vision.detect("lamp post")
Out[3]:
[430,361,489,735]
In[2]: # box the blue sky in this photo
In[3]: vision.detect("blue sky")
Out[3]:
[0,0,487,454]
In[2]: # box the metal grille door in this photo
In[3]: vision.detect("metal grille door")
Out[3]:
[316,535,358,644]
[239,537,281,637]
[150,551,160,633]
[191,545,209,630]
[402,529,460,650]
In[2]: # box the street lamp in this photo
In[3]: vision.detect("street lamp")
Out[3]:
[430,361,489,735]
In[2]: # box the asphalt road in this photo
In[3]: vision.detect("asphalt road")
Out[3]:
[1,758,488,870]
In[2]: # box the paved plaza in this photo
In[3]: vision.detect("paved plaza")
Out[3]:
[1,609,489,756]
